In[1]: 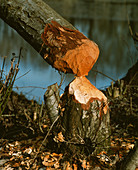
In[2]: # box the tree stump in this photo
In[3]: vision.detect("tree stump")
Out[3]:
[44,83,60,124]
[56,77,110,156]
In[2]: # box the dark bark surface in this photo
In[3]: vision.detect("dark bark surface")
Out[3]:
[0,0,75,66]
[60,86,111,155]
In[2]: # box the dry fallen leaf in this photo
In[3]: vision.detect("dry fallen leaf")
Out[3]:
[41,152,63,168]
[53,132,65,143]
[81,159,87,169]
[65,161,72,170]
[73,163,77,170]
[23,147,32,155]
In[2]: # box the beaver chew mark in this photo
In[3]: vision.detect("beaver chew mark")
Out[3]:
[69,76,108,114]
[41,21,99,76]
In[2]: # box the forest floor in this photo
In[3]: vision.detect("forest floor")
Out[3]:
[0,61,138,170]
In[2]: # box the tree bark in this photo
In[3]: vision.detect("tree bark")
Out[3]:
[44,83,60,124]
[0,0,75,66]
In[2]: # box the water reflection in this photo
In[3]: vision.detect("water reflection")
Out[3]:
[0,0,138,102]
[45,0,138,21]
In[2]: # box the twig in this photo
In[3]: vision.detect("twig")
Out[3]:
[130,97,133,114]
[13,85,47,89]
[39,101,44,133]
[31,115,60,165]
[128,72,138,85]
[122,72,138,95]
[0,56,6,79]
[127,14,138,49]
[16,69,31,80]
[127,14,134,38]
[91,69,116,82]
[58,72,66,88]
[1,114,15,117]
[0,49,22,115]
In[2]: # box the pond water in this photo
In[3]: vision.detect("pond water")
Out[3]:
[0,0,138,102]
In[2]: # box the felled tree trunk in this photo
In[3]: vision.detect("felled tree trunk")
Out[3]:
[0,0,75,66]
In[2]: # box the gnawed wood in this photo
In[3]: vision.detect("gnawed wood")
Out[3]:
[44,83,60,124]
[41,21,99,76]
[68,76,108,113]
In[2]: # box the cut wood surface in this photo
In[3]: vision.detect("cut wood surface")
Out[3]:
[41,21,99,76]
[69,76,108,112]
